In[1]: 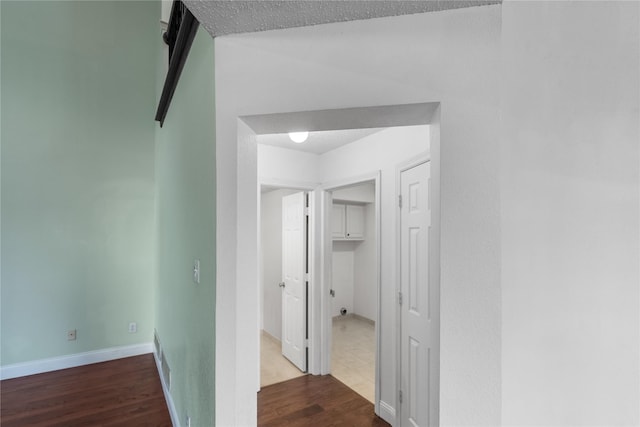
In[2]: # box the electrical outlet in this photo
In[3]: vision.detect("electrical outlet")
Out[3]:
[67,329,76,341]
[128,322,137,333]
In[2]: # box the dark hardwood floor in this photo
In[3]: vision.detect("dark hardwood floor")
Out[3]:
[0,354,171,427]
[258,374,391,427]
[2,355,389,426]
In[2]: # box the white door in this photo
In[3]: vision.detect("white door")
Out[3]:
[399,161,436,426]
[281,192,307,372]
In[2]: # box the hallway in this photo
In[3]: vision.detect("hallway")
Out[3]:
[258,374,389,427]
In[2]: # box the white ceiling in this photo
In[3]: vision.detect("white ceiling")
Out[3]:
[257,128,384,155]
[242,103,438,135]
[248,103,436,155]
[184,0,501,38]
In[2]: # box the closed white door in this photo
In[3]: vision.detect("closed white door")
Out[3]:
[281,192,307,372]
[399,161,436,426]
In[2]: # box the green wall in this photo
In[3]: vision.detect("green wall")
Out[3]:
[154,27,216,425]
[1,2,217,422]
[1,1,158,364]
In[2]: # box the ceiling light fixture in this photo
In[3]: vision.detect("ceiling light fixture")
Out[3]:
[288,131,309,143]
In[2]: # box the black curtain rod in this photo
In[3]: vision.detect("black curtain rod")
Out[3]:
[155,1,199,127]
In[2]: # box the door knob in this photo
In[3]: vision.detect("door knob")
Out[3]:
[279,282,286,288]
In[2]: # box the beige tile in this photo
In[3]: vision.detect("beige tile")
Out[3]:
[331,315,375,403]
[260,330,305,387]
[261,316,376,399]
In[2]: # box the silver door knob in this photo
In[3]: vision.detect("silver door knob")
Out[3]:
[279,282,286,288]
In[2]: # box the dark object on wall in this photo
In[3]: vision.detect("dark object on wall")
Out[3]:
[155,1,199,126]
[340,308,347,316]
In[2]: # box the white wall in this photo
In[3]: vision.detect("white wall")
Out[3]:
[500,1,640,425]
[258,144,321,188]
[215,2,640,426]
[331,243,355,317]
[353,203,377,322]
[216,5,502,425]
[333,182,375,203]
[260,189,298,340]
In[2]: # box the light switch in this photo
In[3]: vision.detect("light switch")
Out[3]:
[193,259,200,284]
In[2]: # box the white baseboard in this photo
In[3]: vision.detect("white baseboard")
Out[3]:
[154,351,180,427]
[0,343,153,380]
[379,400,396,426]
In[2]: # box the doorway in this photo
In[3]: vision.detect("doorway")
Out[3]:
[229,103,440,426]
[327,179,379,403]
[259,185,310,387]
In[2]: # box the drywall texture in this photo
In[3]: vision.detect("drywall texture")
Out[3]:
[1,1,157,366]
[216,4,501,422]
[154,27,216,426]
[500,1,640,425]
[186,0,501,37]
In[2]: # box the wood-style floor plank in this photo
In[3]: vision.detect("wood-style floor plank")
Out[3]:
[0,354,171,427]
[258,374,391,427]
[4,356,390,426]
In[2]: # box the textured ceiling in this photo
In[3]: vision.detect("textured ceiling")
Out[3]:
[183,0,502,38]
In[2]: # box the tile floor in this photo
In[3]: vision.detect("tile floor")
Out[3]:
[331,315,376,403]
[260,315,375,403]
[260,330,305,387]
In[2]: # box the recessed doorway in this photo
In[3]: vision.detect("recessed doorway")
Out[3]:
[232,103,440,426]
[259,185,310,387]
[328,179,378,403]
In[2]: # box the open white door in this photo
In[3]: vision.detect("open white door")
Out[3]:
[399,161,437,426]
[281,191,307,372]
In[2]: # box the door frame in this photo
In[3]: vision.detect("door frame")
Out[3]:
[226,103,440,426]
[257,179,317,390]
[319,171,382,415]
[395,152,440,426]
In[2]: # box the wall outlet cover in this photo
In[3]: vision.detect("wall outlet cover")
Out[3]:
[193,259,200,284]
[67,329,76,341]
